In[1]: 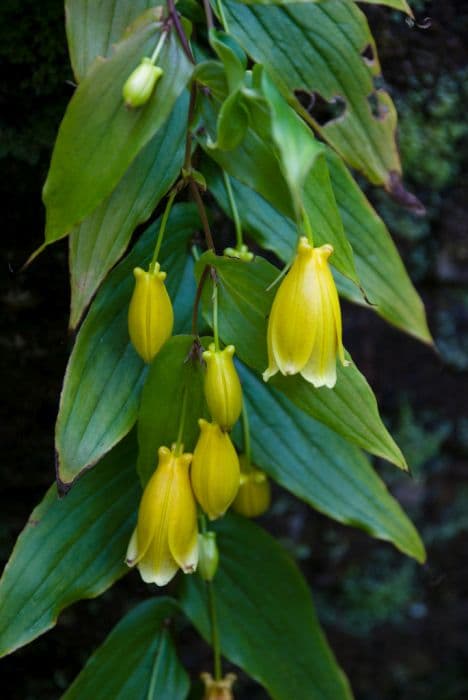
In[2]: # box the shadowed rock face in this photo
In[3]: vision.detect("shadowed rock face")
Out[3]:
[1,1,467,698]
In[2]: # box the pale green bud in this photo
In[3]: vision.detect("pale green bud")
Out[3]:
[122,58,163,108]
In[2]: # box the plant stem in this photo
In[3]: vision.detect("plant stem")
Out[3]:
[223,171,243,250]
[150,30,168,64]
[174,385,188,455]
[212,276,220,351]
[149,189,177,271]
[166,0,195,63]
[190,180,216,251]
[203,0,215,31]
[192,265,210,336]
[241,401,252,468]
[199,512,222,681]
[207,580,222,681]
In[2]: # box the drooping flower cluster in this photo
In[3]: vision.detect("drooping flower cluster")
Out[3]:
[126,224,345,586]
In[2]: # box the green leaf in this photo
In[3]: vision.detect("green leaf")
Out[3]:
[69,92,188,329]
[196,251,406,468]
[65,0,161,82]
[180,515,352,700]
[232,0,413,12]
[212,90,249,150]
[358,0,413,16]
[199,94,358,283]
[204,155,431,344]
[0,435,139,658]
[221,0,401,185]
[238,363,425,561]
[43,12,193,245]
[325,148,432,344]
[63,598,189,700]
[137,335,209,486]
[56,204,199,487]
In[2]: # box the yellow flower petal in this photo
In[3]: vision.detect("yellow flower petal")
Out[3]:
[128,265,174,363]
[191,419,240,520]
[202,343,242,430]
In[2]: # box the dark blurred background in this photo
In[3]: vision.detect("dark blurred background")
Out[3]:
[1,0,467,698]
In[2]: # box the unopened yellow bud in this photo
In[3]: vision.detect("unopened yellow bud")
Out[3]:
[201,672,236,700]
[202,343,242,430]
[198,531,219,581]
[191,419,240,520]
[263,237,347,388]
[128,264,173,363]
[232,456,271,518]
[126,445,198,586]
[122,58,163,108]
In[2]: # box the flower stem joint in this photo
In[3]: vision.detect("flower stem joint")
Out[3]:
[263,237,348,389]
[191,419,240,520]
[126,445,198,586]
[122,58,163,108]
[202,343,242,430]
[128,265,174,363]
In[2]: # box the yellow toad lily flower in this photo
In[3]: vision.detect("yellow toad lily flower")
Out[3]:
[128,264,174,363]
[263,237,346,388]
[191,419,240,520]
[126,445,198,586]
[232,455,271,518]
[201,672,236,700]
[202,343,242,430]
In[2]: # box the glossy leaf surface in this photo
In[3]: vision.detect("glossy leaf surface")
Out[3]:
[69,92,188,329]
[0,435,139,658]
[43,12,192,244]
[65,0,158,81]
[63,598,189,700]
[204,155,431,343]
[137,335,209,486]
[180,515,352,700]
[221,0,401,185]
[238,363,425,561]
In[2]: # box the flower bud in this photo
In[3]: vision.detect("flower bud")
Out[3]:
[202,343,242,430]
[191,419,240,520]
[128,264,174,363]
[232,456,271,518]
[122,58,163,108]
[201,672,236,700]
[263,237,347,388]
[198,531,219,581]
[126,445,198,586]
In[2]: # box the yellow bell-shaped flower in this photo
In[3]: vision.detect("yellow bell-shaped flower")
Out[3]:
[128,264,174,363]
[126,445,198,586]
[191,419,240,520]
[202,343,242,430]
[263,237,346,388]
[232,456,271,518]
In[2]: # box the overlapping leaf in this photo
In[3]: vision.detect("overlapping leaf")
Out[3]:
[56,205,199,486]
[65,0,159,81]
[220,0,401,185]
[69,92,188,328]
[197,84,357,282]
[180,515,352,700]
[43,12,192,244]
[196,251,406,468]
[238,363,424,561]
[204,155,431,343]
[63,599,189,700]
[137,335,209,486]
[0,435,139,658]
